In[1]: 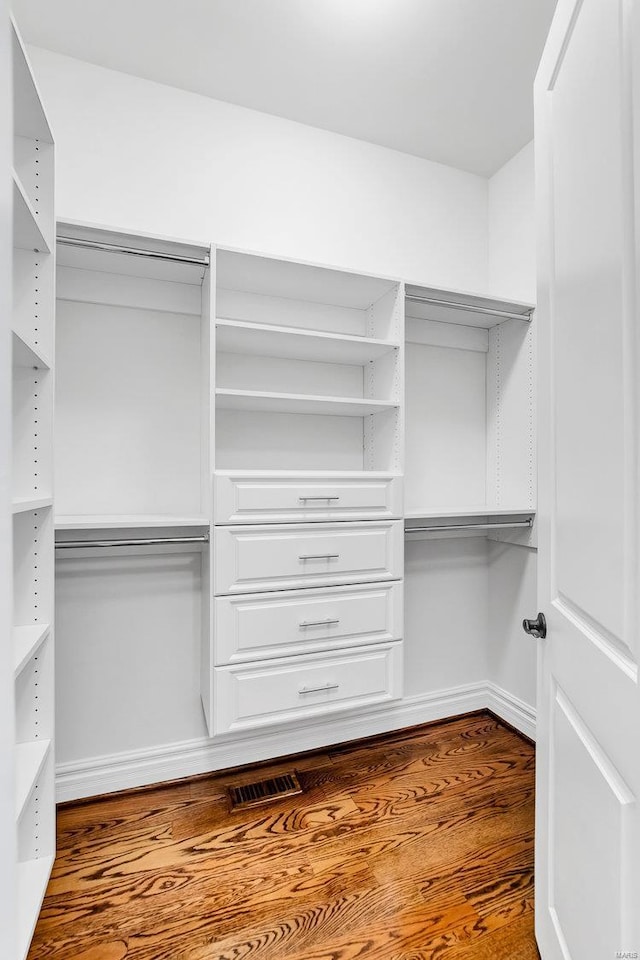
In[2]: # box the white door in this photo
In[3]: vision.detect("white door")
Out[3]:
[534,1,640,958]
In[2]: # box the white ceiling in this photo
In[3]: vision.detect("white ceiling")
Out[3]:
[13,0,557,177]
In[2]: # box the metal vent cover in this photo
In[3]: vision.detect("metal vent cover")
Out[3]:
[228,771,303,810]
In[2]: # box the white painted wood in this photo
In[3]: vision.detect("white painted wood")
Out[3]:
[215,582,403,664]
[405,284,534,328]
[14,740,50,821]
[12,364,53,503]
[535,1,640,956]
[11,331,50,371]
[55,682,494,802]
[216,319,398,364]
[213,642,403,734]
[217,249,397,310]
[11,498,53,515]
[56,224,209,285]
[11,171,50,254]
[215,388,398,418]
[55,515,208,530]
[12,251,55,362]
[12,625,50,678]
[16,854,55,960]
[486,317,536,511]
[10,19,53,143]
[214,520,403,595]
[214,472,402,524]
[8,26,56,956]
[1,10,16,957]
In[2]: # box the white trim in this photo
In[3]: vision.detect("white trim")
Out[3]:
[55,682,535,802]
[485,681,537,741]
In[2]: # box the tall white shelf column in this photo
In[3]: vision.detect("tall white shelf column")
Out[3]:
[9,19,56,960]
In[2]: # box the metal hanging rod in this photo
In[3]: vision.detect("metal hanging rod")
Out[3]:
[55,536,209,549]
[57,235,210,267]
[405,293,533,322]
[405,520,533,534]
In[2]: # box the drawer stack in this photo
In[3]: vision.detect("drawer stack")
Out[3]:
[211,472,404,733]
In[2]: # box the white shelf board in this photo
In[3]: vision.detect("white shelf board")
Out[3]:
[216,318,398,365]
[215,468,401,478]
[216,388,398,418]
[15,740,51,822]
[405,283,534,330]
[405,506,536,521]
[17,854,55,960]
[13,624,50,678]
[12,497,53,515]
[12,171,51,254]
[12,330,51,370]
[217,248,396,309]
[55,515,210,530]
[11,20,54,142]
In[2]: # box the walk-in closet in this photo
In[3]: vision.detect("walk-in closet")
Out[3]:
[3,2,639,959]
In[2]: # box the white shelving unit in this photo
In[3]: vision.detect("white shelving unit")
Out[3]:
[404,283,535,545]
[215,250,404,474]
[9,19,56,960]
[215,387,398,418]
[203,250,405,734]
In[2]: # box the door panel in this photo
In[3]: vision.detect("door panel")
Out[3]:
[535,0,640,957]
[550,687,634,960]
[551,0,626,646]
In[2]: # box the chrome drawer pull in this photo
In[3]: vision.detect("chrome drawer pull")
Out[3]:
[298,554,339,561]
[298,496,340,501]
[299,618,340,628]
[299,682,339,694]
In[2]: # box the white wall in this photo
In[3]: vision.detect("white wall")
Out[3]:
[488,542,537,709]
[28,46,489,292]
[488,141,536,302]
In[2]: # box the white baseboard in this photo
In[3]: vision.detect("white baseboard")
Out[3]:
[55,681,535,803]
[485,681,536,741]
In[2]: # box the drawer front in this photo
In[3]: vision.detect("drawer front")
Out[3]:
[214,473,402,524]
[213,642,403,733]
[214,521,404,595]
[215,581,403,664]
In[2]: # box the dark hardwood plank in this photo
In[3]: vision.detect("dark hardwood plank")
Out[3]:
[28,711,538,960]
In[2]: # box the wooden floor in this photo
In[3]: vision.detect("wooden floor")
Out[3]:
[29,712,539,960]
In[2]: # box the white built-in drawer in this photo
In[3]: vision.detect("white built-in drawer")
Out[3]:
[214,520,403,595]
[214,472,402,524]
[213,641,403,733]
[214,581,403,664]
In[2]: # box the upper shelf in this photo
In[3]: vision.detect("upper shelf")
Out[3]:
[216,388,398,418]
[216,319,398,365]
[405,284,534,330]
[55,515,210,530]
[217,249,397,311]
[11,21,54,143]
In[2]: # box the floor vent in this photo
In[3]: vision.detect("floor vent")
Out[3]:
[228,771,303,810]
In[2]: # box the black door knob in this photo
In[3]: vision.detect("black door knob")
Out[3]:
[522,612,547,639]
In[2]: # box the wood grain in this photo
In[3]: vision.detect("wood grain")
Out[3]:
[28,711,539,960]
